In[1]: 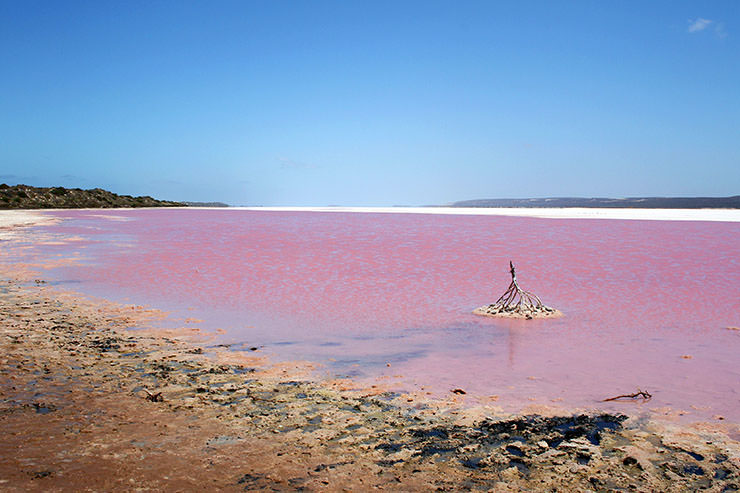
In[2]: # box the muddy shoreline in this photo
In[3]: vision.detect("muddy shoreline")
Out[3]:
[1,277,739,491]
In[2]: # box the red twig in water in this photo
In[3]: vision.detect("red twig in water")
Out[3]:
[603,389,652,402]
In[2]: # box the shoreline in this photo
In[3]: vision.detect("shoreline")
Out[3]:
[3,278,739,491]
[3,207,740,223]
[1,215,739,490]
[235,206,740,222]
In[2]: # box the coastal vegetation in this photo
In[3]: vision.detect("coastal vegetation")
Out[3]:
[0,184,184,209]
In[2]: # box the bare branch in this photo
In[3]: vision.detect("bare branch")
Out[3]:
[475,262,560,319]
[603,389,652,402]
[142,388,164,402]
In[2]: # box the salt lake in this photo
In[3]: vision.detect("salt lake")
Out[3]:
[19,208,740,422]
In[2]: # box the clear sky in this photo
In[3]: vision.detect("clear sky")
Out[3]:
[1,1,738,206]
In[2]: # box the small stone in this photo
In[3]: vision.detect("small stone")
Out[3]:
[663,469,682,481]
[500,466,521,481]
[622,455,643,470]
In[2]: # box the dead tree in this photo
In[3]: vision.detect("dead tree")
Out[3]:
[475,261,559,318]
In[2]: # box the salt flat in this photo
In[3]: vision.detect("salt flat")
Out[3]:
[0,210,59,237]
[3,207,739,222]
[237,206,740,222]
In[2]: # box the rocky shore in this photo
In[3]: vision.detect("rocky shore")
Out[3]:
[2,276,739,491]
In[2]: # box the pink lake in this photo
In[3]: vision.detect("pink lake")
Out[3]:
[23,209,740,421]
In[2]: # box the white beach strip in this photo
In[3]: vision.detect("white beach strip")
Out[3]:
[233,206,740,222]
[0,210,57,229]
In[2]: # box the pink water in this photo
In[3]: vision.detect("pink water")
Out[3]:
[28,209,740,421]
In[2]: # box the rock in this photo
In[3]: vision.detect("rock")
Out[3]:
[623,456,642,469]
[538,448,568,465]
[619,446,654,472]
[500,466,521,481]
[559,437,598,455]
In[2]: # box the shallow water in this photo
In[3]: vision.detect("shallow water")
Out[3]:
[26,209,740,421]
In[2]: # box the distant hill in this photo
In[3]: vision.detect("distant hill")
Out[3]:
[0,184,184,209]
[451,196,740,209]
[181,201,229,207]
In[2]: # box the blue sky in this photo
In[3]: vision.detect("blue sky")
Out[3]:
[1,1,738,205]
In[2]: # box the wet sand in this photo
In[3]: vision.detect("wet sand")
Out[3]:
[2,212,740,491]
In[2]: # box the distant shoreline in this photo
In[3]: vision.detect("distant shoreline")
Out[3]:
[235,206,740,222]
[451,196,740,209]
[5,207,740,223]
[3,206,739,222]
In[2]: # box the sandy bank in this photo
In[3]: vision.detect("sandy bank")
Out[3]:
[0,211,60,243]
